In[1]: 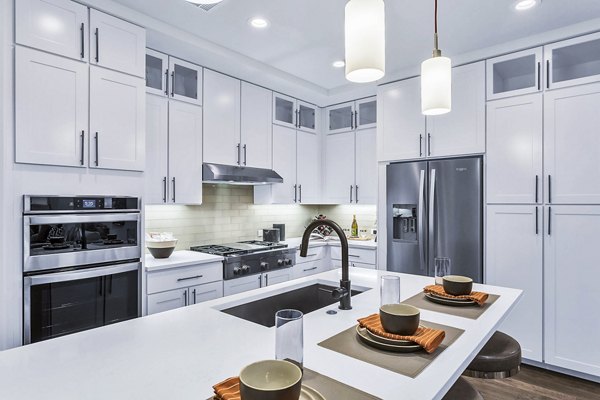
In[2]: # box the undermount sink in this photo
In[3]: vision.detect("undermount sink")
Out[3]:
[220,282,370,327]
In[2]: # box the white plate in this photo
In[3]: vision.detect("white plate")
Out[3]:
[301,385,326,400]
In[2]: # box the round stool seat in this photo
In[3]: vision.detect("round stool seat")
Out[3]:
[464,331,521,379]
[442,377,483,400]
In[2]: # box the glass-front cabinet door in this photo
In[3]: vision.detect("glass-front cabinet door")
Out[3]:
[169,57,203,105]
[327,102,354,134]
[545,32,600,90]
[356,97,377,129]
[297,101,318,133]
[146,49,168,96]
[486,47,543,100]
[273,93,297,129]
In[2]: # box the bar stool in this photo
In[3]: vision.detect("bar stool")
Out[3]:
[442,377,483,400]
[464,331,522,379]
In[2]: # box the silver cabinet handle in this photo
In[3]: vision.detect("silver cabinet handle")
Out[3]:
[535,206,539,235]
[546,60,550,89]
[80,130,85,166]
[354,110,358,128]
[303,267,317,272]
[419,134,423,157]
[429,168,437,265]
[350,185,353,203]
[192,289,197,304]
[177,275,203,282]
[80,23,85,59]
[265,274,269,287]
[355,185,359,203]
[548,207,552,236]
[295,110,299,128]
[293,184,298,203]
[305,253,318,257]
[535,175,539,203]
[172,177,176,203]
[298,184,302,203]
[349,254,360,258]
[94,28,99,62]
[243,144,247,165]
[183,289,188,306]
[94,132,99,166]
[164,69,169,96]
[428,133,432,156]
[548,175,552,203]
[297,108,302,129]
[170,71,175,97]
[163,177,167,203]
[236,143,241,165]
[537,62,541,91]
[350,111,354,130]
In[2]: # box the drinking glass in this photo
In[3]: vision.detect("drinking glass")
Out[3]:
[380,275,401,306]
[275,309,303,368]
[434,257,451,285]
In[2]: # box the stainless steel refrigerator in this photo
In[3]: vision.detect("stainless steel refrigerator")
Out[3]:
[386,157,483,283]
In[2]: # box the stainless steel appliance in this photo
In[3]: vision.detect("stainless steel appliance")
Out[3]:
[23,195,141,344]
[386,157,483,282]
[203,163,283,185]
[190,241,295,295]
[262,228,280,243]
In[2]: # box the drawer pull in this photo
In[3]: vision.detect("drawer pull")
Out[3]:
[303,267,318,272]
[305,253,318,257]
[177,275,203,282]
[349,254,361,258]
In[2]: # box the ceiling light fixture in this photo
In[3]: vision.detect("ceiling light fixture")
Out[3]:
[515,0,538,11]
[249,17,269,29]
[186,0,223,4]
[332,60,346,68]
[344,0,385,83]
[421,0,451,116]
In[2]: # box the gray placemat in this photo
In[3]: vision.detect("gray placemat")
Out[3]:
[403,292,500,320]
[318,321,464,379]
[302,367,380,400]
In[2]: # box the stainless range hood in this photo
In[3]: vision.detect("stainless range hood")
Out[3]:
[203,163,283,185]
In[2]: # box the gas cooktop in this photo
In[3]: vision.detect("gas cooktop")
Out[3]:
[190,241,287,256]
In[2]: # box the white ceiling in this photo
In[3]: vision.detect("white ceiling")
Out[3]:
[109,0,600,96]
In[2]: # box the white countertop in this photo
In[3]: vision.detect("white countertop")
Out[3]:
[283,237,378,250]
[145,250,224,272]
[0,269,521,400]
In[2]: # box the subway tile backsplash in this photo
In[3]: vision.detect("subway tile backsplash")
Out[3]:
[145,184,377,250]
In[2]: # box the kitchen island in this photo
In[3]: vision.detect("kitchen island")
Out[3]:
[0,269,521,400]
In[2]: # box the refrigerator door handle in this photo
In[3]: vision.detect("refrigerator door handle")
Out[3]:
[418,169,426,272]
[428,168,437,270]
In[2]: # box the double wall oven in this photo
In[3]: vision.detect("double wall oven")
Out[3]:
[23,196,142,344]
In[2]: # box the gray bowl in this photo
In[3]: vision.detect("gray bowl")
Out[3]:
[147,246,175,259]
[239,360,302,400]
[443,275,473,296]
[379,304,420,335]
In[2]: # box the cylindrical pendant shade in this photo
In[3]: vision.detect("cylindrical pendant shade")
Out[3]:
[345,0,385,83]
[421,56,452,115]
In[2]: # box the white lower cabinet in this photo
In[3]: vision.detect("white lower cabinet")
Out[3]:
[147,288,187,315]
[294,246,328,279]
[223,274,262,297]
[264,269,293,287]
[331,246,377,269]
[486,205,543,362]
[188,281,224,305]
[544,206,600,377]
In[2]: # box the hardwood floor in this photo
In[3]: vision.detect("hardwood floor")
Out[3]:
[465,365,600,400]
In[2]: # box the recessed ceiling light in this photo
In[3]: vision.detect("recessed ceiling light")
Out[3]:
[514,0,538,11]
[186,0,223,4]
[332,60,346,68]
[249,17,269,29]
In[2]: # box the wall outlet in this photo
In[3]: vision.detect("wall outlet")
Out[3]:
[257,229,263,238]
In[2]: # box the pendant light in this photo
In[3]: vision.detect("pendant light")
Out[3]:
[421,0,451,115]
[345,0,386,83]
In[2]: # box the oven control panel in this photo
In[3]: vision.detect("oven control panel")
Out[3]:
[24,196,140,213]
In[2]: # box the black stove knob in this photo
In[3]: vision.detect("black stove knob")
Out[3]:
[284,259,293,266]
[260,261,269,271]
[233,266,242,276]
[277,259,284,267]
[241,265,251,274]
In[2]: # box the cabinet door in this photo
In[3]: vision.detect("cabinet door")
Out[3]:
[190,281,223,304]
[203,69,241,166]
[486,48,543,100]
[544,83,600,204]
[269,125,298,204]
[169,57,203,105]
[545,32,600,90]
[241,82,272,169]
[15,47,88,167]
[147,288,188,315]
[168,101,203,205]
[356,97,377,129]
[298,101,318,133]
[296,131,321,204]
[487,94,543,204]
[145,49,168,97]
[144,95,169,204]
[544,205,600,376]
[90,66,145,171]
[265,269,293,287]
[486,205,543,362]
[273,93,297,129]
[223,275,262,296]
[16,0,88,61]
[323,132,355,204]
[355,128,377,204]
[326,102,354,134]
[377,77,425,161]
[90,10,145,78]
[428,62,486,157]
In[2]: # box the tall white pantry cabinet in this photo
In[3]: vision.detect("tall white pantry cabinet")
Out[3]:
[486,31,600,377]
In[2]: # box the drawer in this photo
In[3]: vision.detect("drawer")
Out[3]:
[330,246,376,265]
[147,262,223,294]
[189,281,223,304]
[351,261,377,270]
[293,260,325,279]
[295,245,325,264]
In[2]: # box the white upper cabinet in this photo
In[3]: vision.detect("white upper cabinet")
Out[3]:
[544,83,600,204]
[145,49,169,97]
[203,69,241,166]
[145,95,169,204]
[89,66,145,171]
[15,47,88,167]
[273,93,297,129]
[168,101,203,205]
[297,101,318,133]
[544,206,600,377]
[545,32,600,90]
[326,102,354,134]
[16,0,88,61]
[296,131,320,204]
[427,62,486,157]
[241,82,272,169]
[356,97,377,130]
[355,128,377,204]
[323,132,355,204]
[90,9,145,78]
[486,205,543,362]
[169,57,203,105]
[270,125,298,204]
[486,48,543,100]
[377,77,425,162]
[487,94,543,204]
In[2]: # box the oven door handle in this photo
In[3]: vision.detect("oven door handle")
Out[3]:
[27,212,140,225]
[26,262,140,285]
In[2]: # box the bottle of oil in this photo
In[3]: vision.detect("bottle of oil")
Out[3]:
[351,215,358,237]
